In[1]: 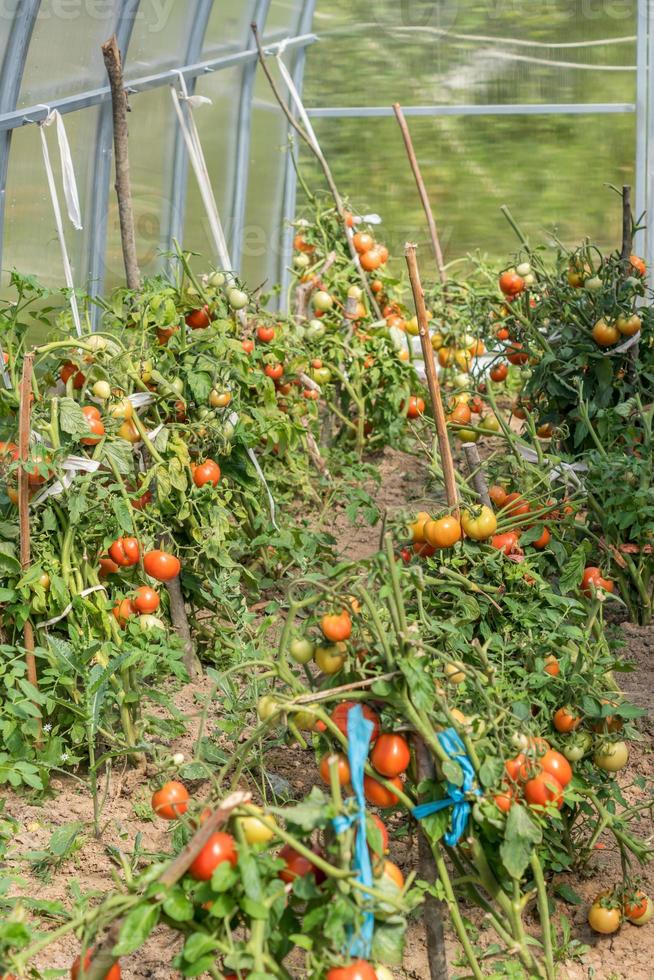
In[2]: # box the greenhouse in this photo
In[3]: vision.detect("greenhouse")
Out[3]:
[0,3,652,979]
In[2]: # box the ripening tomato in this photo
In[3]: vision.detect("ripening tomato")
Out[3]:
[185,306,212,329]
[489,362,508,383]
[133,586,159,614]
[409,511,431,543]
[278,843,326,884]
[624,891,653,925]
[461,505,497,541]
[82,405,101,422]
[503,492,530,518]
[238,806,277,845]
[143,550,181,581]
[321,610,352,642]
[314,643,346,674]
[424,515,462,549]
[193,459,221,488]
[118,419,140,443]
[532,527,551,550]
[60,362,85,389]
[524,772,564,809]
[371,734,411,777]
[289,637,315,664]
[98,554,120,578]
[157,325,179,345]
[405,396,425,419]
[553,707,581,733]
[326,962,378,980]
[381,859,404,890]
[294,232,315,254]
[363,774,402,808]
[242,338,255,353]
[588,896,622,934]
[256,325,275,343]
[331,702,380,742]
[109,537,140,567]
[189,832,238,880]
[448,402,472,426]
[499,270,525,296]
[592,318,620,347]
[353,232,374,254]
[507,343,529,366]
[616,313,641,336]
[71,950,121,980]
[319,753,351,786]
[81,416,105,446]
[112,597,135,627]
[629,254,646,277]
[544,655,560,677]
[540,749,573,788]
[361,248,384,272]
[151,780,189,819]
[581,566,614,597]
[488,485,508,508]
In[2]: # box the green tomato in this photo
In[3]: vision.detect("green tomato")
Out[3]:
[138,614,165,632]
[289,637,315,664]
[313,290,333,312]
[306,321,326,340]
[92,380,111,400]
[293,253,310,269]
[257,695,281,721]
[561,731,592,762]
[584,275,603,292]
[313,367,332,385]
[86,334,107,351]
[208,271,225,288]
[170,377,184,395]
[479,414,501,433]
[227,288,249,310]
[594,740,629,772]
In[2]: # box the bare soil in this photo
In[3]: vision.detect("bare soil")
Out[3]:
[4,447,654,980]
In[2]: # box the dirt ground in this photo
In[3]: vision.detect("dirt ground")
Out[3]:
[4,447,654,980]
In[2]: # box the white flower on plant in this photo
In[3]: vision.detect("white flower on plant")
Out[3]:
[43,723,52,732]
[60,752,69,762]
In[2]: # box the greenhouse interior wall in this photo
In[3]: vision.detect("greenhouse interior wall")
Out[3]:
[0,0,651,312]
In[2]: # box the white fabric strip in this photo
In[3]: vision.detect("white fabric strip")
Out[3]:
[38,109,83,337]
[36,584,107,629]
[227,410,278,530]
[170,73,232,270]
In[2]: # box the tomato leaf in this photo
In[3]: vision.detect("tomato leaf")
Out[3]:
[59,397,88,436]
[555,882,584,905]
[239,896,268,920]
[371,920,406,965]
[500,804,542,879]
[182,932,220,962]
[478,755,504,788]
[210,861,238,893]
[162,888,194,922]
[272,786,330,831]
[559,545,589,594]
[399,659,435,713]
[238,851,263,901]
[113,904,160,955]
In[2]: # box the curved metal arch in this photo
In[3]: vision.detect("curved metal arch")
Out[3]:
[86,0,141,322]
[160,0,214,264]
[0,0,41,277]
[278,0,317,308]
[229,0,272,269]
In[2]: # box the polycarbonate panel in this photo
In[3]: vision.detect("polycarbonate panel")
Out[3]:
[178,66,241,266]
[202,0,256,52]
[17,2,115,107]
[306,1,637,108]
[3,106,100,292]
[299,111,635,269]
[103,87,174,290]
[265,0,303,35]
[126,1,193,74]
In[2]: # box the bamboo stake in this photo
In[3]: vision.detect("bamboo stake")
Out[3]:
[463,443,492,508]
[82,790,250,980]
[18,353,41,741]
[101,34,141,291]
[405,244,459,513]
[251,24,382,320]
[393,103,447,287]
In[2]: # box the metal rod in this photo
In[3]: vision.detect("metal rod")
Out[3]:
[0,33,317,135]
[634,0,648,256]
[393,101,446,286]
[307,102,635,118]
[647,0,654,288]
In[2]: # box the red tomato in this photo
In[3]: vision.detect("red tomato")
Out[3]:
[151,780,189,819]
[331,702,380,742]
[353,232,374,254]
[540,750,573,788]
[405,396,425,419]
[370,733,411,777]
[319,753,351,786]
[193,460,221,488]
[143,550,181,581]
[532,527,551,550]
[581,566,614,597]
[242,338,255,353]
[505,754,526,782]
[553,707,581,733]
[363,774,402,808]
[326,962,378,980]
[133,586,159,614]
[82,405,101,422]
[188,832,238,880]
[71,950,121,980]
[504,492,530,517]
[507,343,529,366]
[264,363,284,381]
[81,416,105,446]
[499,271,525,297]
[278,843,326,884]
[524,773,564,809]
[494,788,514,813]
[98,555,120,578]
[109,537,140,568]
[257,325,275,343]
[381,859,404,889]
[60,362,85,389]
[489,362,508,383]
[629,254,646,277]
[490,532,522,556]
[321,610,352,642]
[185,306,212,329]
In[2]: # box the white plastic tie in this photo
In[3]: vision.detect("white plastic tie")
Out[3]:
[36,584,107,629]
[246,446,279,531]
[170,71,232,270]
[37,105,83,337]
[603,332,641,356]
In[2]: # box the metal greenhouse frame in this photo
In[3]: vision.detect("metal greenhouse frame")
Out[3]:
[0,0,651,309]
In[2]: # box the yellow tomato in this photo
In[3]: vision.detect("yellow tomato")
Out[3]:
[314,643,346,675]
[118,419,140,443]
[108,397,133,420]
[238,807,277,845]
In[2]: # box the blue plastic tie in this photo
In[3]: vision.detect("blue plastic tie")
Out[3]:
[331,703,375,959]
[412,728,479,846]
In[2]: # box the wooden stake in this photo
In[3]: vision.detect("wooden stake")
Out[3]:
[405,244,459,513]
[621,184,633,260]
[463,443,492,508]
[82,790,250,980]
[158,531,202,680]
[18,353,41,740]
[102,34,141,291]
[394,103,447,287]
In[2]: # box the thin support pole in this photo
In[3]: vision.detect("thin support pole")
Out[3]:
[463,443,491,508]
[405,244,459,513]
[414,737,449,980]
[621,184,633,259]
[101,33,141,291]
[393,102,447,286]
[18,353,41,740]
